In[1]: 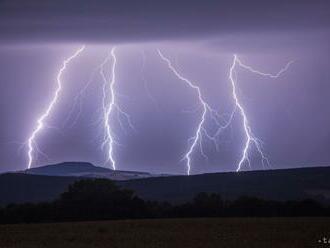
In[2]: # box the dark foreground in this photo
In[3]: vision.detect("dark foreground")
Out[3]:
[0,218,329,248]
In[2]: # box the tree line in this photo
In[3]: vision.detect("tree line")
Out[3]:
[0,179,329,224]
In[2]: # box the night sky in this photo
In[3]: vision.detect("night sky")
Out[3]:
[0,0,330,174]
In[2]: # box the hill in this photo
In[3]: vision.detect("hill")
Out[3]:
[120,166,330,203]
[0,173,77,206]
[0,164,330,205]
[24,162,158,180]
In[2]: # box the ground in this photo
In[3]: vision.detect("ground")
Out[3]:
[0,218,329,248]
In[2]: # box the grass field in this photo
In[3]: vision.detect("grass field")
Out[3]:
[0,218,329,248]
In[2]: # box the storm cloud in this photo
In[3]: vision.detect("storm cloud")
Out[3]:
[1,0,330,174]
[0,0,329,43]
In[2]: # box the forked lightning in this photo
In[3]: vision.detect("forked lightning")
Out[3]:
[26,46,85,169]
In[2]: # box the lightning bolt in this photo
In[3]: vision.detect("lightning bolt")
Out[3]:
[100,47,134,170]
[26,46,85,169]
[229,54,294,171]
[158,49,232,175]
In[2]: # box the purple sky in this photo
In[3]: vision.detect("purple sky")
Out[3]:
[0,0,330,174]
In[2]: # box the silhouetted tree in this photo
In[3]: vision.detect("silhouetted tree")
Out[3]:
[55,179,148,221]
[0,179,329,224]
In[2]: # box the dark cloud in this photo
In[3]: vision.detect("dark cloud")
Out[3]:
[0,0,329,43]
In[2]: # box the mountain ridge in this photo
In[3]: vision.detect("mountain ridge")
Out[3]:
[0,163,330,206]
[23,162,160,180]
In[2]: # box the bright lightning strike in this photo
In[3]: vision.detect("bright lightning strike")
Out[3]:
[26,46,85,169]
[100,47,134,170]
[158,50,208,175]
[158,49,231,175]
[229,55,294,172]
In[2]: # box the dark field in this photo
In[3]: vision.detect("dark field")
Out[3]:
[0,218,329,248]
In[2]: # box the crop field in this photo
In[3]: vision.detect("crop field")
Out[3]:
[0,218,329,248]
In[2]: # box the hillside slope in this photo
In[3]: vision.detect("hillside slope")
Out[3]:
[0,166,330,205]
[120,166,330,203]
[25,162,157,180]
[0,173,77,205]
